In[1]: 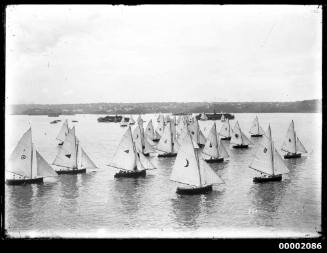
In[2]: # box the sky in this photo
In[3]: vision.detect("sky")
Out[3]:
[6,5,322,104]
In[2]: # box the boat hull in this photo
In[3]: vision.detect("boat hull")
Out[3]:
[176,185,213,195]
[56,168,86,175]
[232,144,249,149]
[205,158,224,163]
[158,153,177,157]
[253,174,282,183]
[284,153,301,159]
[114,170,146,178]
[251,134,263,137]
[152,139,160,142]
[6,177,43,185]
[143,153,150,157]
[198,144,205,148]
[221,136,231,141]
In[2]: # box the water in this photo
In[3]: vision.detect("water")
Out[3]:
[5,113,321,238]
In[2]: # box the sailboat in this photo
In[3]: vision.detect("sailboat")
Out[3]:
[156,117,165,139]
[249,125,289,183]
[156,122,179,157]
[120,116,128,127]
[219,119,232,140]
[145,119,160,142]
[188,118,206,148]
[231,121,253,148]
[200,112,208,121]
[249,116,265,137]
[202,122,229,163]
[56,119,69,145]
[128,115,135,125]
[281,120,307,159]
[52,127,97,174]
[108,126,156,178]
[6,128,58,185]
[137,115,144,125]
[170,131,224,194]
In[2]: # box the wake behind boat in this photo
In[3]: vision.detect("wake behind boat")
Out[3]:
[249,125,289,183]
[6,127,58,185]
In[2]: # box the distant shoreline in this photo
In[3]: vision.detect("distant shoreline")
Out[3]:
[7,99,321,115]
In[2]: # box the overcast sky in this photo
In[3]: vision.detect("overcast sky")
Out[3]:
[6,5,322,104]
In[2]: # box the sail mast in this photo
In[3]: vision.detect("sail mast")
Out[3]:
[293,121,297,153]
[257,116,259,135]
[30,143,33,179]
[214,122,219,157]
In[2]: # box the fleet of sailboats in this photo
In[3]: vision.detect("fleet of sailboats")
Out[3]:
[249,125,289,183]
[6,128,58,185]
[281,120,307,159]
[249,116,265,137]
[6,115,309,191]
[230,121,253,149]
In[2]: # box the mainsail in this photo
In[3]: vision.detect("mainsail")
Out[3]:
[110,127,137,171]
[36,150,58,177]
[188,119,206,145]
[133,125,143,153]
[202,123,229,159]
[56,119,69,142]
[7,128,33,178]
[198,156,224,186]
[249,116,265,135]
[129,116,135,124]
[219,119,231,138]
[53,126,78,169]
[156,122,173,153]
[80,147,97,169]
[145,119,155,140]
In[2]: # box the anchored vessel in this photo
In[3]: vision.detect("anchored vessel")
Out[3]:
[202,122,229,163]
[188,118,206,148]
[231,121,253,149]
[6,128,57,185]
[219,119,232,140]
[249,125,289,183]
[56,119,69,146]
[52,127,97,174]
[281,120,307,159]
[170,132,224,194]
[108,126,156,178]
[156,122,180,157]
[249,116,265,137]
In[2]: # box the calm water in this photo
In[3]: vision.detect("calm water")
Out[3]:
[5,113,321,238]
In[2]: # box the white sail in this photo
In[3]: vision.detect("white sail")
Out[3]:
[81,147,97,169]
[53,127,77,169]
[164,115,171,124]
[281,120,296,153]
[273,148,289,174]
[231,121,243,145]
[144,136,156,154]
[200,113,208,120]
[156,120,165,137]
[249,116,265,135]
[199,157,224,185]
[249,134,274,175]
[296,137,307,154]
[137,115,144,126]
[241,132,253,145]
[7,128,33,178]
[202,123,219,158]
[221,114,225,121]
[170,132,201,187]
[156,123,173,153]
[218,139,229,158]
[36,150,57,177]
[199,128,206,145]
[219,119,231,138]
[133,125,143,153]
[138,151,156,170]
[56,119,69,142]
[110,127,137,171]
[145,119,155,140]
[188,120,199,144]
[129,116,135,124]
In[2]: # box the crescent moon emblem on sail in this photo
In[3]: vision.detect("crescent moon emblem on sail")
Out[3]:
[184,159,189,167]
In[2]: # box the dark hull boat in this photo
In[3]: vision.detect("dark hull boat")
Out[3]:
[232,144,249,149]
[253,174,282,183]
[205,157,224,163]
[197,143,205,148]
[6,177,43,185]
[56,168,86,175]
[153,139,160,142]
[58,142,64,146]
[177,185,212,195]
[114,169,146,178]
[284,153,301,159]
[221,136,231,141]
[143,153,150,157]
[158,153,177,158]
[251,134,263,137]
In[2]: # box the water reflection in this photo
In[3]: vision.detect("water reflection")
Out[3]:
[248,180,289,227]
[7,185,34,209]
[170,194,203,229]
[60,175,79,200]
[35,183,55,199]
